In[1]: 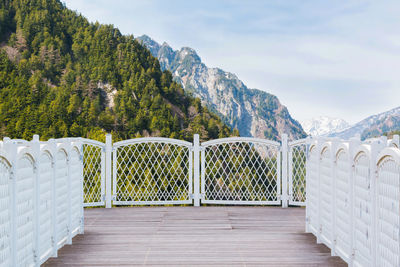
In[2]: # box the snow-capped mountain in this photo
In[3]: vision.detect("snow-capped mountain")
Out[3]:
[302,116,351,137]
[330,106,400,140]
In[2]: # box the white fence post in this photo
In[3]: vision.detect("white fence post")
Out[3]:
[49,139,58,257]
[281,134,288,208]
[370,141,381,267]
[330,139,338,256]
[78,138,85,234]
[32,135,41,266]
[66,140,73,245]
[349,137,360,266]
[193,134,200,207]
[105,134,112,208]
[316,138,322,244]
[4,138,17,267]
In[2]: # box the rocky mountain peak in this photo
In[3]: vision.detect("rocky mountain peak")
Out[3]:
[302,116,350,136]
[177,47,202,65]
[136,35,306,141]
[136,35,160,56]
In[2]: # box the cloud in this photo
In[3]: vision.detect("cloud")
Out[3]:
[63,0,400,124]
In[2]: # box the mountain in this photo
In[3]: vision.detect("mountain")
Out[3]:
[301,116,350,136]
[136,35,306,141]
[0,0,232,142]
[330,107,400,140]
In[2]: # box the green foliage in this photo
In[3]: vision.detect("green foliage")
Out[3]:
[383,130,400,139]
[115,143,190,202]
[362,116,400,140]
[0,0,232,142]
[204,143,279,201]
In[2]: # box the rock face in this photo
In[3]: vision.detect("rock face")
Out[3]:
[301,116,350,137]
[330,106,400,140]
[137,35,306,141]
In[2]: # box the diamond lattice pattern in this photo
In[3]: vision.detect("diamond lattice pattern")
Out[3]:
[115,142,190,202]
[290,144,306,202]
[83,144,103,204]
[203,142,279,202]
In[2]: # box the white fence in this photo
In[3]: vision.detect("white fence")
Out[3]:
[0,136,84,267]
[0,132,306,265]
[112,137,193,206]
[2,132,399,266]
[306,136,400,267]
[81,138,105,207]
[80,134,307,208]
[201,137,281,205]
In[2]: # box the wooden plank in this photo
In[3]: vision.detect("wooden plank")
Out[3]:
[43,207,347,266]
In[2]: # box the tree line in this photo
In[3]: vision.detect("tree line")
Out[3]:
[0,0,237,142]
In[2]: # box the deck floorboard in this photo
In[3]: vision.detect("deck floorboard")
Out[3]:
[44,207,346,266]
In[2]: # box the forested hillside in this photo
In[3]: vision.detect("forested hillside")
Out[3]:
[0,0,233,142]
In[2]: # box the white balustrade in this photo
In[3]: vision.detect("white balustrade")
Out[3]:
[0,136,83,267]
[200,137,282,205]
[80,134,308,207]
[5,132,398,266]
[306,135,400,267]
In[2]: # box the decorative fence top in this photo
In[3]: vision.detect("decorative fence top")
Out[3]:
[0,136,84,267]
[0,133,399,267]
[306,136,400,267]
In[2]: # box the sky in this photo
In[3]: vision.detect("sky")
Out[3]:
[63,0,400,125]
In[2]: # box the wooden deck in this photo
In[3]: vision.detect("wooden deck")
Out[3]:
[44,207,346,266]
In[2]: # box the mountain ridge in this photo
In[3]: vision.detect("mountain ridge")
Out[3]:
[137,35,306,141]
[330,106,400,140]
[302,116,350,137]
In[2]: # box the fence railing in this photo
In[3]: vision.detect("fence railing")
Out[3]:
[306,136,400,267]
[289,138,307,206]
[0,136,83,267]
[80,134,308,207]
[2,132,399,266]
[81,138,105,207]
[112,137,193,205]
[201,137,281,205]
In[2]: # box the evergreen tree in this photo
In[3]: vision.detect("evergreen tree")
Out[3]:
[0,0,233,142]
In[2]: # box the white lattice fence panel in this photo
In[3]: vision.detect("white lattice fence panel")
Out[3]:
[289,142,306,205]
[307,145,319,235]
[0,157,11,267]
[82,143,104,206]
[70,147,82,235]
[353,153,373,267]
[114,140,192,205]
[15,155,35,266]
[320,147,333,247]
[202,139,280,204]
[38,152,53,261]
[56,150,68,246]
[335,149,352,261]
[377,157,400,267]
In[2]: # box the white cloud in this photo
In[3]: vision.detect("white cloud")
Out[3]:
[63,0,400,124]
